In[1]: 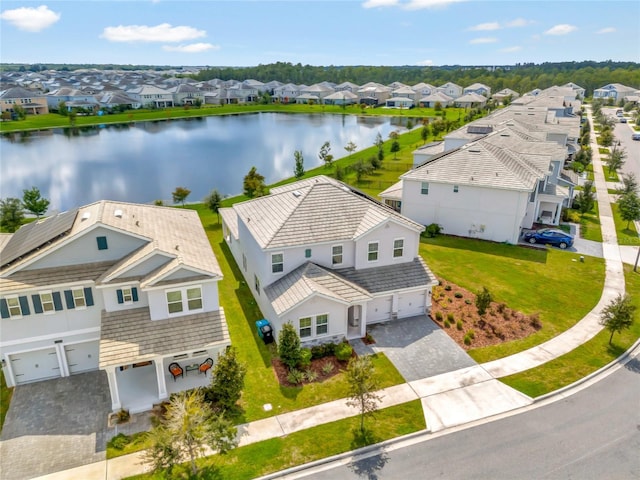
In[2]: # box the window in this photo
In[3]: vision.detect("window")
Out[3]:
[332,245,343,265]
[242,254,247,272]
[72,288,86,308]
[271,253,284,273]
[117,287,138,304]
[393,239,404,258]
[254,275,260,294]
[453,185,459,193]
[299,317,312,338]
[187,287,203,310]
[421,182,429,195]
[305,249,312,258]
[40,292,55,313]
[96,236,108,250]
[122,288,133,303]
[167,290,183,314]
[6,297,22,317]
[316,314,328,335]
[368,242,379,262]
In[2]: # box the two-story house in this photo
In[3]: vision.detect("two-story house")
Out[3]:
[220,176,437,344]
[0,86,49,116]
[0,201,229,413]
[126,84,175,108]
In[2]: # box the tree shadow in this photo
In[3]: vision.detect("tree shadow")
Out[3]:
[349,449,389,480]
[624,357,640,374]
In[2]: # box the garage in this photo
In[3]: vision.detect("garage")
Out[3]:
[10,348,61,385]
[65,341,99,374]
[398,291,426,318]
[367,296,392,323]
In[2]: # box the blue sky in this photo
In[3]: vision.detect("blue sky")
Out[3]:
[1,0,639,67]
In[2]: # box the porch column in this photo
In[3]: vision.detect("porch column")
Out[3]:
[106,367,121,411]
[359,303,368,337]
[155,358,168,401]
[554,204,562,225]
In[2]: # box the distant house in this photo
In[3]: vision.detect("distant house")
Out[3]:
[436,82,463,99]
[335,82,361,93]
[492,88,520,104]
[273,83,304,104]
[0,86,49,116]
[419,91,454,108]
[95,91,141,110]
[463,83,491,97]
[357,84,392,105]
[562,82,585,99]
[411,82,437,97]
[385,96,414,109]
[454,92,487,108]
[45,87,98,111]
[323,90,359,106]
[593,83,638,102]
[220,176,437,344]
[170,83,205,106]
[127,85,174,108]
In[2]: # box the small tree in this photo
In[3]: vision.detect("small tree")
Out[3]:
[208,346,247,412]
[0,198,25,233]
[618,173,638,195]
[353,160,373,184]
[377,145,385,163]
[421,124,430,144]
[243,166,268,198]
[345,356,381,434]
[573,180,595,216]
[294,150,305,179]
[599,129,614,147]
[172,186,191,206]
[390,140,400,160]
[374,132,384,150]
[205,189,223,224]
[318,141,333,169]
[278,322,302,370]
[606,147,627,175]
[476,287,492,316]
[617,191,640,229]
[344,141,357,158]
[599,294,636,345]
[22,186,50,218]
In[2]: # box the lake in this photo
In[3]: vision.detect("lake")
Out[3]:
[1,113,409,212]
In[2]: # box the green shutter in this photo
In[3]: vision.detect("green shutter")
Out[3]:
[97,236,108,250]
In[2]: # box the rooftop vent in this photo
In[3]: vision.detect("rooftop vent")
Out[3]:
[292,190,302,197]
[468,148,481,153]
[114,209,123,218]
[81,212,91,221]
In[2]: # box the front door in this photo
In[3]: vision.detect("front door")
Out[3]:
[347,305,363,339]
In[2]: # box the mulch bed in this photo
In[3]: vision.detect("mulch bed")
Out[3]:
[271,355,347,387]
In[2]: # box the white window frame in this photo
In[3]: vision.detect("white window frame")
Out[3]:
[72,288,86,309]
[299,317,312,338]
[121,287,133,304]
[6,296,22,318]
[166,290,183,315]
[393,238,404,258]
[368,242,379,262]
[316,314,328,336]
[39,291,55,314]
[271,253,284,274]
[186,287,203,311]
[165,285,204,316]
[332,245,343,265]
[421,182,429,195]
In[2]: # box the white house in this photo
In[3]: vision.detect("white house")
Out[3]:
[436,82,463,99]
[492,88,520,104]
[454,92,488,108]
[419,91,454,108]
[593,83,637,102]
[127,84,174,108]
[463,83,491,97]
[219,176,437,344]
[0,201,229,413]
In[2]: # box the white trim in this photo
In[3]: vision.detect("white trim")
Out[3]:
[331,244,344,266]
[0,327,101,348]
[142,263,221,288]
[38,290,56,315]
[271,252,284,274]
[165,285,203,317]
[392,237,405,260]
[5,295,23,319]
[99,250,175,284]
[367,241,379,263]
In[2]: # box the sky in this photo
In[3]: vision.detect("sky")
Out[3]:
[1,0,639,67]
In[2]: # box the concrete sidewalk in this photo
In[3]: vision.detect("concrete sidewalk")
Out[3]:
[31,105,632,480]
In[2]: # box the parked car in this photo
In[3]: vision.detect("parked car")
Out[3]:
[523,228,574,249]
[619,117,627,123]
[632,133,640,141]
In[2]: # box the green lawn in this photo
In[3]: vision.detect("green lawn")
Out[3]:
[419,235,605,363]
[126,400,425,480]
[577,201,603,242]
[0,369,13,433]
[501,264,640,397]
[611,202,640,246]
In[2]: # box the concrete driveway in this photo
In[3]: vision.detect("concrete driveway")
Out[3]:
[0,371,111,480]
[352,315,477,382]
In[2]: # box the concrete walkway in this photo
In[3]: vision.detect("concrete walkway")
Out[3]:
[28,105,634,480]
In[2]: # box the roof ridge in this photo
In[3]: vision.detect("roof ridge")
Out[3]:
[479,142,542,186]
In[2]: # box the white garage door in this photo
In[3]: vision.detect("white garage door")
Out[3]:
[398,291,426,318]
[367,296,392,324]
[10,348,61,385]
[65,341,99,374]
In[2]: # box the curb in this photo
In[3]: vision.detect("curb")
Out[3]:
[255,428,431,480]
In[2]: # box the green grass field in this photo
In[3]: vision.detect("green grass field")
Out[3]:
[611,202,640,246]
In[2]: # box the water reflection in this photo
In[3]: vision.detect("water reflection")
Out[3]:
[1,112,405,211]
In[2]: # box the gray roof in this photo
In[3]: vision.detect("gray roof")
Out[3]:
[0,86,43,99]
[99,307,229,368]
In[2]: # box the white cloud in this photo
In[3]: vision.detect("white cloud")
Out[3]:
[596,27,616,34]
[470,37,498,44]
[500,46,522,53]
[362,0,399,7]
[469,22,500,31]
[416,59,434,66]
[162,43,219,53]
[404,0,467,9]
[101,23,206,43]
[544,24,577,36]
[0,5,60,32]
[506,18,533,28]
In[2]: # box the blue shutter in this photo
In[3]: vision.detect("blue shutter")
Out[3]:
[32,295,43,314]
[116,289,124,304]
[18,296,30,315]
[52,292,63,311]
[64,290,75,309]
[132,287,139,302]
[97,236,108,250]
[84,287,94,307]
[0,299,9,319]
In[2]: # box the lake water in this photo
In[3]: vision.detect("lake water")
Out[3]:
[1,113,409,212]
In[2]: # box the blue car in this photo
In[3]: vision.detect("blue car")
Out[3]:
[523,228,574,249]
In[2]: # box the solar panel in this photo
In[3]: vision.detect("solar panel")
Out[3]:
[0,208,78,268]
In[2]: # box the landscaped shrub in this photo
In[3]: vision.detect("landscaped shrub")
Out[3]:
[476,287,492,316]
[463,334,472,346]
[530,313,542,329]
[465,299,472,305]
[456,320,463,330]
[298,348,312,369]
[335,342,353,362]
[444,284,452,291]
[467,329,475,339]
[454,292,463,299]
[287,368,304,385]
[447,313,454,322]
[424,223,443,238]
[322,361,335,375]
[496,303,506,314]
[108,433,131,450]
[304,369,318,382]
[435,311,443,321]
[444,319,451,328]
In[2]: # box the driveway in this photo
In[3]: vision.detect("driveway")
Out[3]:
[0,371,111,480]
[352,315,477,382]
[519,224,604,259]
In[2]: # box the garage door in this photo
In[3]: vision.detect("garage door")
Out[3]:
[10,348,61,385]
[398,291,426,318]
[367,296,392,323]
[65,341,99,374]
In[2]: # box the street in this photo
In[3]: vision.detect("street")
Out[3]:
[602,107,640,179]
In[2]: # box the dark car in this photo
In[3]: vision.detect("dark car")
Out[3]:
[523,228,574,249]
[619,117,627,123]
[632,133,640,141]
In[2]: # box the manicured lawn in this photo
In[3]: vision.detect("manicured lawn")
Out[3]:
[126,400,425,480]
[598,147,610,155]
[0,369,13,433]
[577,201,603,242]
[419,235,605,363]
[611,202,640,246]
[501,265,640,397]
[188,204,406,423]
[603,166,619,182]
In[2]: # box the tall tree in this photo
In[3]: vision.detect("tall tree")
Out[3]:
[573,180,596,216]
[617,191,640,229]
[599,294,636,345]
[420,124,430,144]
[318,141,333,169]
[278,322,302,370]
[22,186,50,218]
[207,346,247,412]
[617,173,638,195]
[345,356,381,434]
[243,166,268,198]
[606,147,627,175]
[294,150,305,179]
[390,140,400,160]
[205,189,223,224]
[0,198,25,232]
[344,141,357,157]
[171,186,191,206]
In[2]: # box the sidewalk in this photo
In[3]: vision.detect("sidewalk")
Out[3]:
[33,105,632,480]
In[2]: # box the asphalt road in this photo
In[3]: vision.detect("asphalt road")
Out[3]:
[284,355,640,480]
[602,107,640,179]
